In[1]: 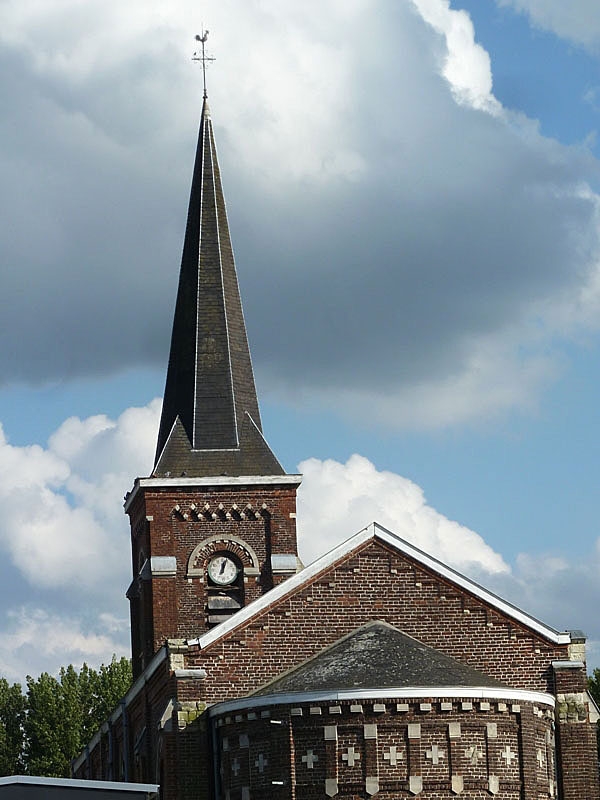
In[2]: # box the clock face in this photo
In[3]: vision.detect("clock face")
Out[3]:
[208,555,239,586]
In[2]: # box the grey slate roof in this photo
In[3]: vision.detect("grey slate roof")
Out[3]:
[154,98,283,477]
[252,621,508,696]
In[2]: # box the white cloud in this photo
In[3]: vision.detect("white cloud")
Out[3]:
[0,401,159,593]
[297,454,509,573]
[411,0,501,113]
[0,401,159,681]
[230,0,600,430]
[1,404,599,679]
[305,332,560,429]
[0,607,129,683]
[497,0,600,51]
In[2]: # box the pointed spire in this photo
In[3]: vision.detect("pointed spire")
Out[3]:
[154,98,283,478]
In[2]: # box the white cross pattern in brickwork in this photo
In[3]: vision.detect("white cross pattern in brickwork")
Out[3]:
[302,750,318,769]
[383,746,404,767]
[342,746,360,768]
[464,745,484,766]
[231,758,240,776]
[425,744,445,766]
[501,746,517,767]
[537,748,546,769]
[254,754,268,773]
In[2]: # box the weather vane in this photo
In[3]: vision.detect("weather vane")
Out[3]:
[192,29,215,99]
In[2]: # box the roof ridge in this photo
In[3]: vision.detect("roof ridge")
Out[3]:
[188,521,570,649]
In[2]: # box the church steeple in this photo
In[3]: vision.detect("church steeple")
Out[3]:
[126,79,300,678]
[154,97,283,478]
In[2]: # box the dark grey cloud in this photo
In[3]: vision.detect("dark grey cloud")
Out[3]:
[481,553,600,668]
[1,0,600,427]
[0,41,190,382]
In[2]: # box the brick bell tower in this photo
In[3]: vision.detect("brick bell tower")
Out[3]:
[124,94,301,680]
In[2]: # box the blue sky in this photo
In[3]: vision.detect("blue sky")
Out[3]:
[1,0,600,680]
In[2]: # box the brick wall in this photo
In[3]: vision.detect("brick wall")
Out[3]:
[76,534,599,800]
[126,483,298,676]
[212,696,555,798]
[554,663,600,798]
[185,540,569,699]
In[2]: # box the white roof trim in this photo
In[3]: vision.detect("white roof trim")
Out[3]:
[152,415,180,481]
[208,115,240,450]
[209,687,555,717]
[371,522,570,645]
[124,474,302,512]
[0,776,159,793]
[588,690,600,723]
[188,522,570,649]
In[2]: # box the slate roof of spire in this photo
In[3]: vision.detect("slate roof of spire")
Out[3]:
[251,621,509,696]
[154,98,284,478]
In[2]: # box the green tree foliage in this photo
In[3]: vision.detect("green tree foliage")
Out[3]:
[0,679,26,775]
[85,658,133,743]
[0,657,131,778]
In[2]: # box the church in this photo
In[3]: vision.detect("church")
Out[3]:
[72,80,600,800]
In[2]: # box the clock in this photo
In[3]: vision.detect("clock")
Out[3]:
[207,555,239,586]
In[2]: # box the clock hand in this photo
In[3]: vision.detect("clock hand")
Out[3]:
[219,559,226,575]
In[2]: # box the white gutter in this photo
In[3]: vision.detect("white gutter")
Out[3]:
[209,686,555,717]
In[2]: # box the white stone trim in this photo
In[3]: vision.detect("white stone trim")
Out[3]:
[150,556,176,576]
[174,669,207,679]
[187,534,260,577]
[271,553,298,573]
[208,687,555,718]
[552,660,585,669]
[125,474,302,512]
[188,522,569,649]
